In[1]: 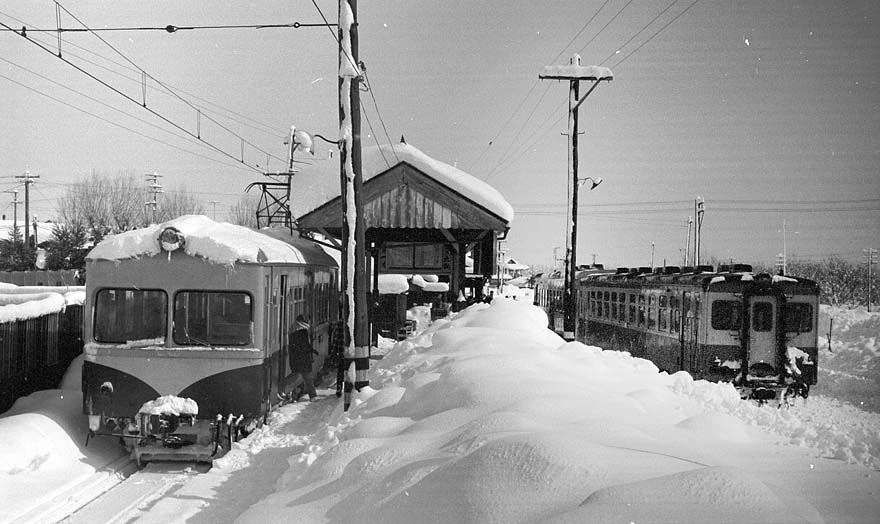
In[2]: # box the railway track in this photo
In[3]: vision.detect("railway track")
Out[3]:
[10,454,136,524]
[60,461,211,524]
[10,454,210,524]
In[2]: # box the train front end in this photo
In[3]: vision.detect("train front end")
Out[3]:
[81,218,277,463]
[707,272,820,403]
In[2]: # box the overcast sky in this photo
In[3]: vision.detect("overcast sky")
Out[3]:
[1,1,877,268]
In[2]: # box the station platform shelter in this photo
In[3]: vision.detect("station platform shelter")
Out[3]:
[297,140,513,317]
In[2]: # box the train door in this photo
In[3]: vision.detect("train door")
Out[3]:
[680,292,699,373]
[277,274,289,391]
[748,296,777,371]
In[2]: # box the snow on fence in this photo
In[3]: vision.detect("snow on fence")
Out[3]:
[0,284,85,413]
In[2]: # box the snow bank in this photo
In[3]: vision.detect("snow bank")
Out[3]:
[236,298,876,524]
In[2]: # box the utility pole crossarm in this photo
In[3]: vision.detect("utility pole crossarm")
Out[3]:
[539,64,613,81]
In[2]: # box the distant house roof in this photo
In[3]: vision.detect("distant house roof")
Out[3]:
[298,142,513,237]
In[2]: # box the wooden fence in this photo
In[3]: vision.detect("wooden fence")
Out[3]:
[0,304,83,413]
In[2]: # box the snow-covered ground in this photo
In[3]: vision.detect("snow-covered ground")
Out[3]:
[2,302,879,523]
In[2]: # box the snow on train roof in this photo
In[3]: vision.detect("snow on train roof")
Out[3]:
[363,142,515,223]
[86,215,335,266]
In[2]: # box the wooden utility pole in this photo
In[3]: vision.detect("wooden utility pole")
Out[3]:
[539,55,612,341]
[865,248,878,312]
[339,0,369,410]
[14,170,39,249]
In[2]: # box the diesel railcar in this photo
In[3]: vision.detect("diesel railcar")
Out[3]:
[82,216,337,463]
[535,264,820,403]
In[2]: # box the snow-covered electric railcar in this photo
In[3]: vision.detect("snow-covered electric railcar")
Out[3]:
[535,265,820,402]
[82,216,337,463]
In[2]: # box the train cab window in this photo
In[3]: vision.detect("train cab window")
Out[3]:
[173,291,253,346]
[752,302,774,332]
[783,303,813,333]
[94,289,167,344]
[711,300,742,331]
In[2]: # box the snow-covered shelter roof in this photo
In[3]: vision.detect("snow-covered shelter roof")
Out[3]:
[86,215,336,266]
[299,142,513,237]
[361,142,514,223]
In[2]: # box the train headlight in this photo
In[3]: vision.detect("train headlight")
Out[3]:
[159,227,185,252]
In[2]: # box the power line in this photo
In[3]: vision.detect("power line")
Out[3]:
[575,0,637,57]
[4,22,267,174]
[9,21,333,33]
[608,0,701,69]
[472,0,612,177]
[361,69,399,164]
[51,2,284,167]
[0,8,286,141]
[0,71,255,173]
[598,0,681,66]
[0,56,256,171]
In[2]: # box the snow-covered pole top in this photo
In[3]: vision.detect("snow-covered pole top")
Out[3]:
[539,54,613,82]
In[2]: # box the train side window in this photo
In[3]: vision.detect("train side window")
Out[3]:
[711,300,742,331]
[783,303,813,333]
[659,305,668,331]
[173,291,253,346]
[752,302,774,332]
[94,288,167,344]
[638,294,646,326]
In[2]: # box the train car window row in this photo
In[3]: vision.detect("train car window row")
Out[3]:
[94,288,167,344]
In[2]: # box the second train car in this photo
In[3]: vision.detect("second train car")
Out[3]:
[535,264,820,403]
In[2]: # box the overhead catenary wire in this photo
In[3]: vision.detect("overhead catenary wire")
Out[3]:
[50,2,286,168]
[8,21,333,33]
[0,7,286,140]
[0,70,255,174]
[2,17,270,174]
[0,57,258,173]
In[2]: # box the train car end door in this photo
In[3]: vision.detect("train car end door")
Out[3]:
[748,297,778,372]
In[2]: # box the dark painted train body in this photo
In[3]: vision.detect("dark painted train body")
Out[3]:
[82,216,337,462]
[535,264,820,402]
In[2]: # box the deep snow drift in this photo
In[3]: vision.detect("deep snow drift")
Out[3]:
[2,301,879,524]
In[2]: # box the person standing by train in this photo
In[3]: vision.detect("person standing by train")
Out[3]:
[288,314,318,401]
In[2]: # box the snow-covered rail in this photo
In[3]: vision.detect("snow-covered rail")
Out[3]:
[59,461,210,524]
[11,454,136,524]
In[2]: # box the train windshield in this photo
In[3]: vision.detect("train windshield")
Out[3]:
[173,291,252,346]
[94,289,167,344]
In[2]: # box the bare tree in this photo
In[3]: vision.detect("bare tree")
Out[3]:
[155,186,205,223]
[229,194,260,229]
[57,170,144,243]
[57,171,207,243]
